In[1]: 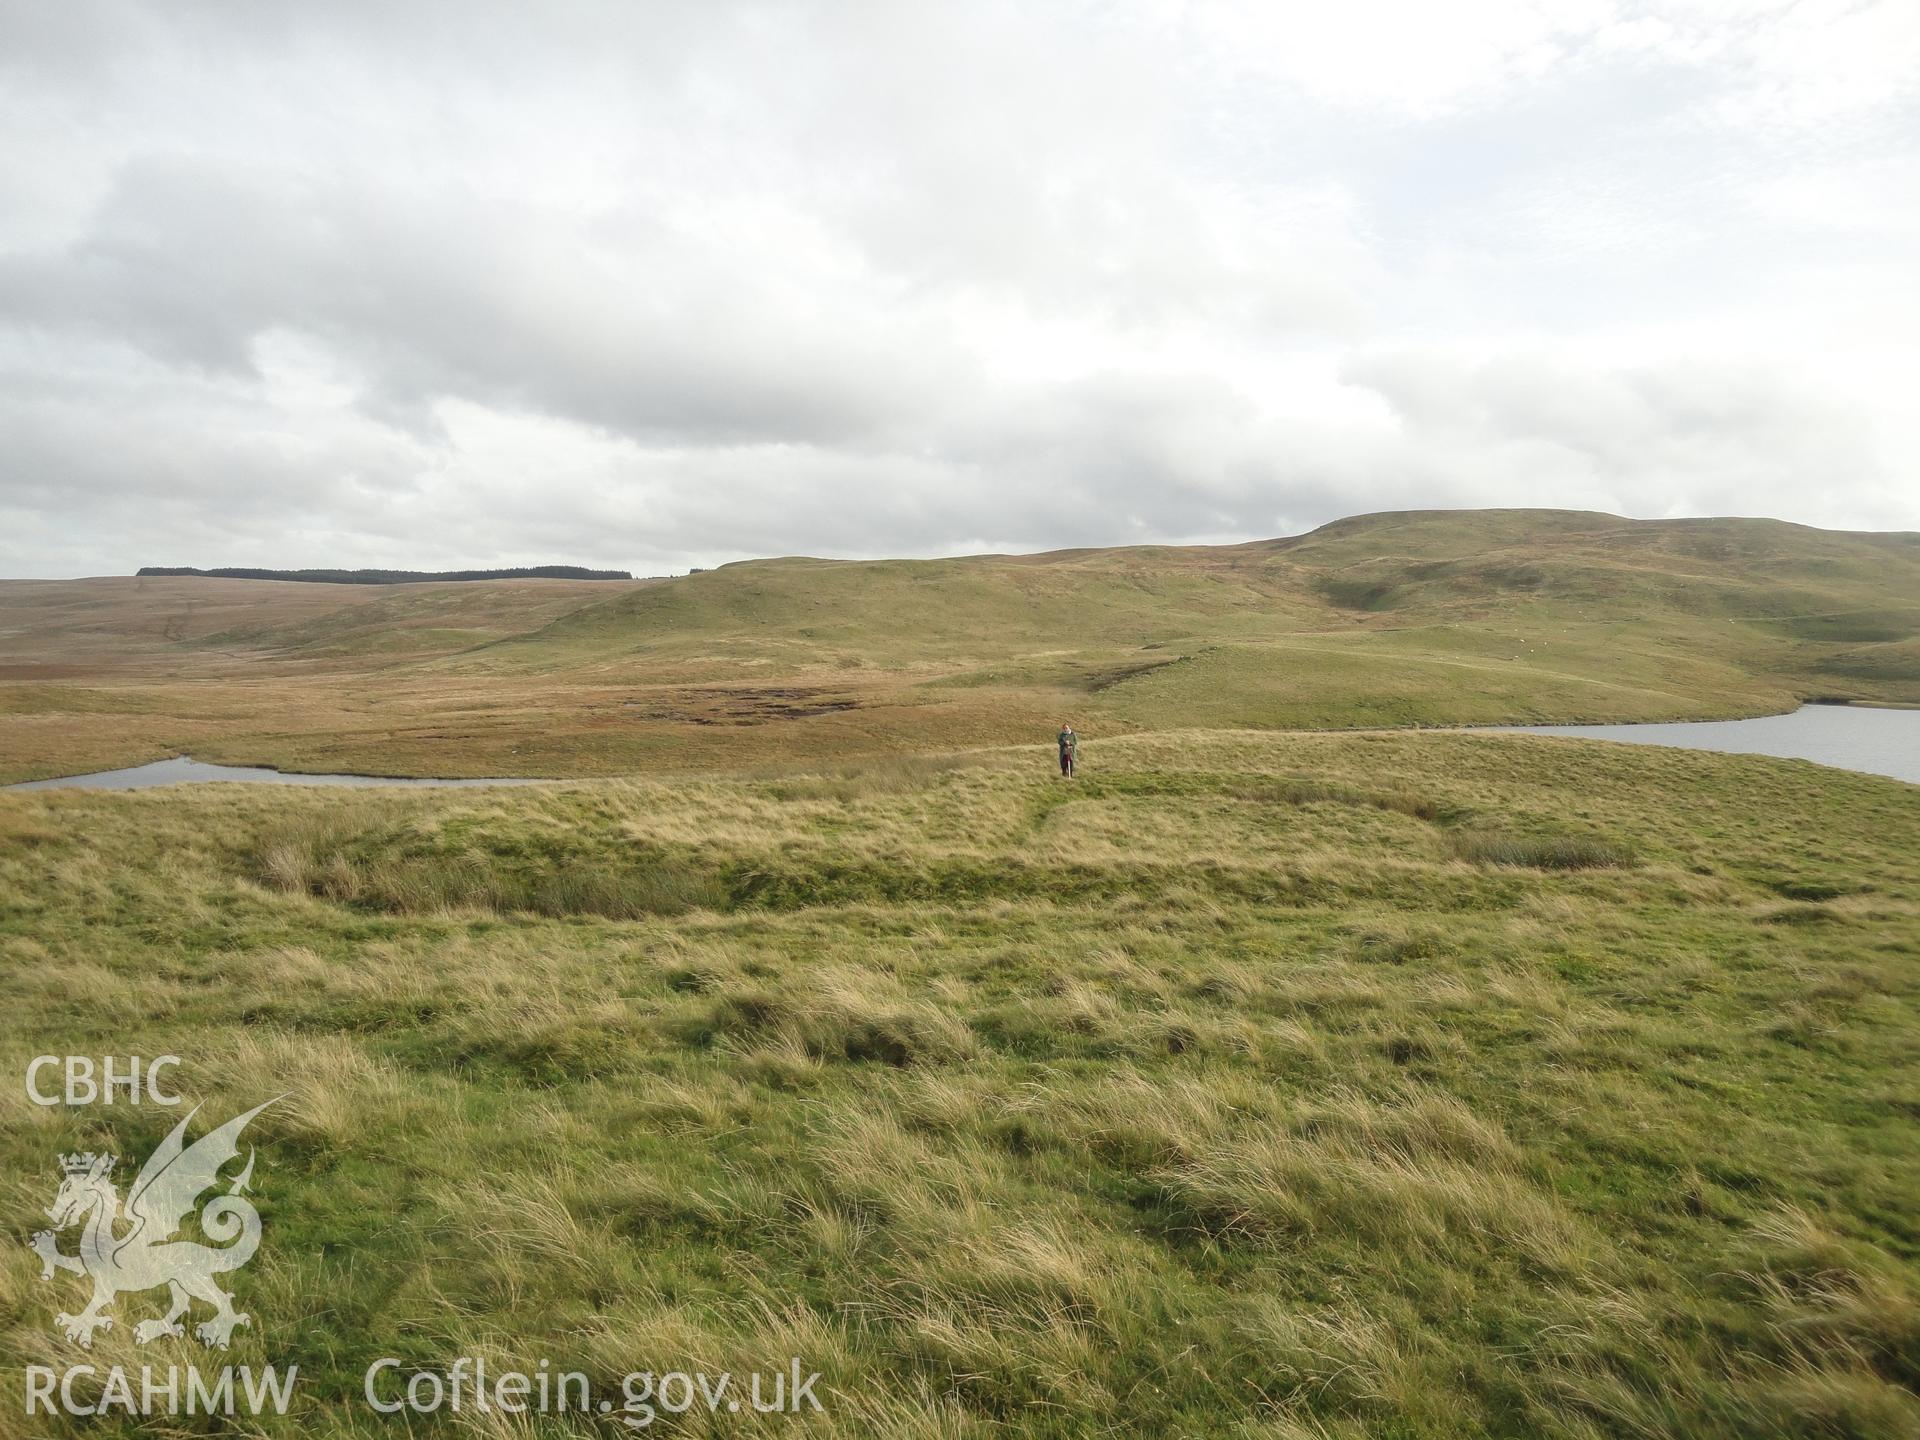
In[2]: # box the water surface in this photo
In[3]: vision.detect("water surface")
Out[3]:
[1503,704,1918,785]
[6,756,543,792]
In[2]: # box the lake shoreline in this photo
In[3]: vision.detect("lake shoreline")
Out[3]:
[4,755,551,792]
[9,702,1915,790]
[1492,703,1919,786]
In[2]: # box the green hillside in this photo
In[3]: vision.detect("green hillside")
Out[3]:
[464,509,1920,727]
[1,510,1915,782]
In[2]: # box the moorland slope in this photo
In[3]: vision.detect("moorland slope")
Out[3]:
[2,509,1915,781]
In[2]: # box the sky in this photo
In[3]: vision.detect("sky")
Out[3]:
[1,0,1916,579]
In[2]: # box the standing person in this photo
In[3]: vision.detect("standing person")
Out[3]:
[1057,723,1078,778]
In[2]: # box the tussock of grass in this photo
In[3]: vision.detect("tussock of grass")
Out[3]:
[1352,927,1445,964]
[697,973,979,1068]
[1148,1088,1586,1275]
[1447,828,1632,870]
[750,750,1020,800]
[1768,877,1854,902]
[0,811,64,849]
[1233,777,1443,820]
[253,812,725,918]
[1737,1207,1920,1401]
[1763,902,1843,925]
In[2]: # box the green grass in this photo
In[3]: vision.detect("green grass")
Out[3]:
[2,730,1915,1436]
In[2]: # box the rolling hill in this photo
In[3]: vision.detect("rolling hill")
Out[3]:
[1,509,1915,781]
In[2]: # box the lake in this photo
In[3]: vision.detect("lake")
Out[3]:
[1502,704,1919,785]
[4,756,544,792]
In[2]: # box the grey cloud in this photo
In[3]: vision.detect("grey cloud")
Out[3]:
[0,156,976,448]
[1343,349,1899,525]
[0,0,1916,579]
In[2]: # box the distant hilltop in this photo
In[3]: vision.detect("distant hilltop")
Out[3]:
[137,565,634,584]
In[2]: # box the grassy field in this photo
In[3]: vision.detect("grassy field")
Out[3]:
[2,729,1915,1436]
[3,509,1918,783]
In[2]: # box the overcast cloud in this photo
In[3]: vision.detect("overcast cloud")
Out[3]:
[1,0,1915,577]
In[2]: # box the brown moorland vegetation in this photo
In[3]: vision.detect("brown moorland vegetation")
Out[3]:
[2,509,1917,784]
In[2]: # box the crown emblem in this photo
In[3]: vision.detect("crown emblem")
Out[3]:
[60,1152,113,1176]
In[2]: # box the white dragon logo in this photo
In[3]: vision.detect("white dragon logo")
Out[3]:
[29,1098,280,1350]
